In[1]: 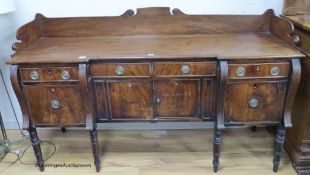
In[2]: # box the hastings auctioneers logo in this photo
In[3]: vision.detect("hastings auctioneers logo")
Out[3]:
[35,163,92,168]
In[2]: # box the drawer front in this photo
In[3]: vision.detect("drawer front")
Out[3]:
[23,85,85,126]
[90,63,151,77]
[20,67,79,82]
[224,81,287,123]
[228,62,290,79]
[154,62,216,77]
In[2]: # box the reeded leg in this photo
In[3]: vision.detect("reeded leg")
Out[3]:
[213,129,222,172]
[61,127,66,133]
[273,124,286,172]
[28,127,44,172]
[90,127,101,172]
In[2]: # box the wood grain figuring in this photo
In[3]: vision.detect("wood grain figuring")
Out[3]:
[7,33,304,64]
[228,62,290,79]
[90,63,151,77]
[154,62,216,77]
[154,79,200,117]
[224,81,287,123]
[107,80,153,120]
[20,67,79,82]
[23,85,85,126]
[38,7,271,37]
[6,8,305,64]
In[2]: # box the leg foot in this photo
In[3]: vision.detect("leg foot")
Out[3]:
[28,127,45,172]
[213,129,222,173]
[273,124,286,172]
[61,127,66,133]
[90,128,101,172]
[251,126,257,132]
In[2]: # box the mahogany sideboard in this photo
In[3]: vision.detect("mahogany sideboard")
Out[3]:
[6,7,305,173]
[282,15,310,174]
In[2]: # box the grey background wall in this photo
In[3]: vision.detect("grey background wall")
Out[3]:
[0,0,284,129]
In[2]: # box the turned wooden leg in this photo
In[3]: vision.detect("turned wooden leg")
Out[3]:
[28,127,44,172]
[273,124,286,172]
[61,127,66,133]
[213,129,222,172]
[90,127,101,172]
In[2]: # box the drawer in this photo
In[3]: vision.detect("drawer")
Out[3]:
[20,67,79,82]
[90,63,151,77]
[224,81,288,123]
[23,85,85,126]
[154,62,216,77]
[228,62,290,79]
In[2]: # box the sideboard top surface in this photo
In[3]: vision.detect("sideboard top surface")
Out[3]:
[6,7,305,64]
[7,33,304,64]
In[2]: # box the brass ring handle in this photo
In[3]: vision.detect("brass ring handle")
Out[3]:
[236,67,245,77]
[51,100,60,109]
[293,35,300,45]
[181,65,190,74]
[249,98,259,108]
[30,71,39,80]
[115,66,125,76]
[270,67,280,76]
[61,71,71,80]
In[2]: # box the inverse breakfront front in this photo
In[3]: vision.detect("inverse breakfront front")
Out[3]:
[91,61,217,122]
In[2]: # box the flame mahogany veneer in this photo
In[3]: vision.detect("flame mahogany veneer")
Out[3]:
[6,7,305,173]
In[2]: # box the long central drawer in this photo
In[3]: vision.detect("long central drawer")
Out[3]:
[90,61,217,78]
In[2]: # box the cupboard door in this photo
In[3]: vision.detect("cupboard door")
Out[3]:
[224,81,288,123]
[108,80,153,120]
[155,79,200,118]
[23,85,85,126]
